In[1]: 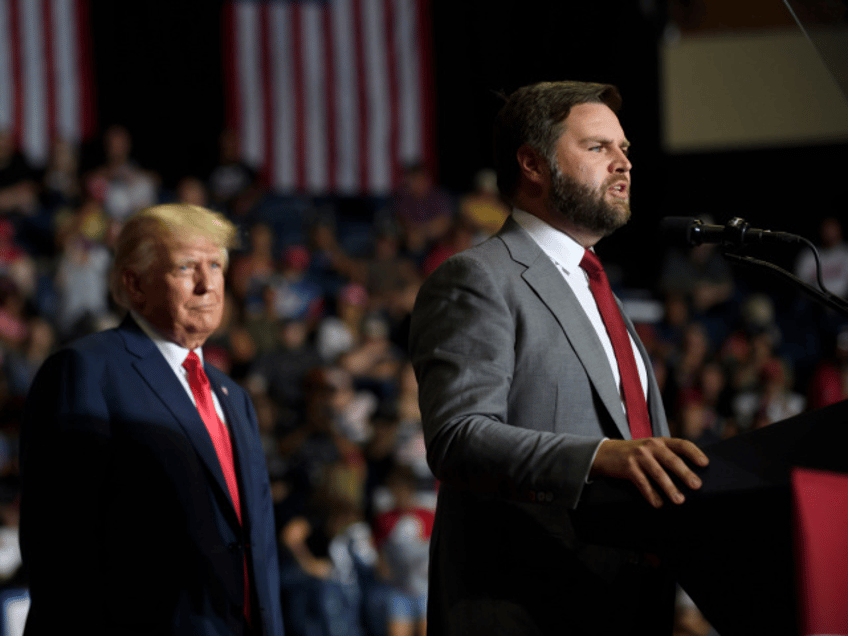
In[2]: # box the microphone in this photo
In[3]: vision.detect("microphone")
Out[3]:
[658,217,803,247]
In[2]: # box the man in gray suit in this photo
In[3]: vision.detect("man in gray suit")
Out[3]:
[409,81,710,635]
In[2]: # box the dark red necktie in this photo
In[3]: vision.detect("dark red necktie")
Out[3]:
[183,351,251,622]
[579,249,652,439]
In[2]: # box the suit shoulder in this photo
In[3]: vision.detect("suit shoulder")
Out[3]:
[64,326,127,357]
[450,234,511,266]
[412,238,518,346]
[25,332,121,429]
[423,236,511,286]
[38,329,122,376]
[30,327,134,399]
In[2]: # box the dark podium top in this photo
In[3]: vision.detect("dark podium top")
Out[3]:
[572,399,848,636]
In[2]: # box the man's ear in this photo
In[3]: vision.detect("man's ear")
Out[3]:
[122,270,144,307]
[516,144,547,186]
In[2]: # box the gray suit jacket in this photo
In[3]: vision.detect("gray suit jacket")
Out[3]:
[409,216,672,635]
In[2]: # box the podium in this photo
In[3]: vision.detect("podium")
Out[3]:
[572,399,848,636]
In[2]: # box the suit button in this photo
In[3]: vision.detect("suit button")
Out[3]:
[227,542,242,553]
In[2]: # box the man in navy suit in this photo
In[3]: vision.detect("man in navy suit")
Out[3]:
[20,204,284,635]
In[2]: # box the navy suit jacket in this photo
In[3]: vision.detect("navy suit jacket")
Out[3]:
[20,315,284,635]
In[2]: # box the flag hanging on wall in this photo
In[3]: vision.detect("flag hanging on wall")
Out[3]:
[0,0,95,167]
[224,0,434,196]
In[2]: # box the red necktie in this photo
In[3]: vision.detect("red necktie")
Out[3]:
[579,249,653,439]
[183,351,251,622]
[183,351,243,519]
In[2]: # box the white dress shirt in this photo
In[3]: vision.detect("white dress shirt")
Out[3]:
[131,311,228,424]
[512,209,649,412]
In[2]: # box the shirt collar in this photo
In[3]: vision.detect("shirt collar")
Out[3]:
[130,310,204,370]
[512,208,588,274]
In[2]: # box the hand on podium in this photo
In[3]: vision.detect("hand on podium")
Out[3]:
[590,437,710,508]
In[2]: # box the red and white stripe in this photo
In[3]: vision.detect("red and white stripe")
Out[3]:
[0,0,94,167]
[224,0,433,196]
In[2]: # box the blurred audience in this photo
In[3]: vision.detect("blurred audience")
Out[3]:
[316,283,371,364]
[85,125,158,225]
[795,215,848,298]
[372,464,433,636]
[268,245,325,324]
[390,163,453,259]
[174,175,211,207]
[41,138,81,211]
[457,168,510,242]
[807,327,848,410]
[0,130,38,217]
[1,126,845,636]
[208,128,260,217]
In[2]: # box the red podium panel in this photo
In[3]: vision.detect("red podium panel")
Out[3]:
[793,468,848,636]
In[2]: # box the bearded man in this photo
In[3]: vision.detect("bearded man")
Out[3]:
[409,81,709,636]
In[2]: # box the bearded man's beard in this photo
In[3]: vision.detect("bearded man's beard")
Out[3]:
[547,163,631,237]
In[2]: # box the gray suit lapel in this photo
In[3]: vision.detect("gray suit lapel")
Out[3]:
[499,218,632,439]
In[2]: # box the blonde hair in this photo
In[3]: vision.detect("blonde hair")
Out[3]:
[110,203,238,309]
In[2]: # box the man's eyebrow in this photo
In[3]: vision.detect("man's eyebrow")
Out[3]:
[581,136,630,145]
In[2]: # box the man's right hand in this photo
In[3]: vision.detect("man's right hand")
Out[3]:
[590,437,709,508]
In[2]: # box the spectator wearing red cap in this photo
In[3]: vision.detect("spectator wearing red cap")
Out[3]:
[266,244,325,324]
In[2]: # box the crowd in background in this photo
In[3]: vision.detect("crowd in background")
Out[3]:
[1,123,847,636]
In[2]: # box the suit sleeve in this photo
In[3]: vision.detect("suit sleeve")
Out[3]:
[19,347,113,631]
[239,390,285,636]
[409,254,603,508]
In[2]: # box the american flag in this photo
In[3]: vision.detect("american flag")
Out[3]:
[0,0,95,167]
[223,0,434,196]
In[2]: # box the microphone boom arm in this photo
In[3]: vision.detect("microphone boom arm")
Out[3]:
[721,250,848,318]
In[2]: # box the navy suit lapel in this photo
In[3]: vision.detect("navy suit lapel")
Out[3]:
[498,218,633,439]
[118,316,242,526]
